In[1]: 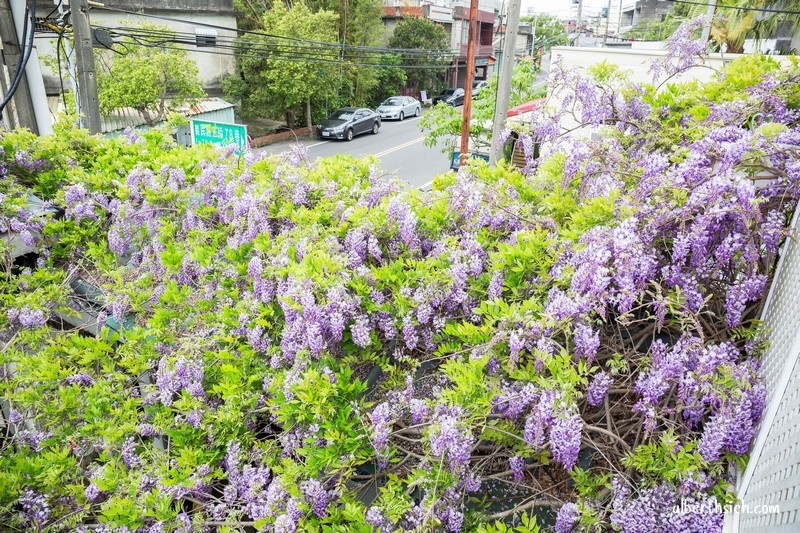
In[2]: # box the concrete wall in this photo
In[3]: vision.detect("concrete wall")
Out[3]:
[549,47,761,87]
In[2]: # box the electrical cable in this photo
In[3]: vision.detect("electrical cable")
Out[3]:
[56,25,66,109]
[111,39,457,69]
[90,26,460,69]
[93,5,463,56]
[0,0,37,115]
[94,25,461,59]
[665,0,800,16]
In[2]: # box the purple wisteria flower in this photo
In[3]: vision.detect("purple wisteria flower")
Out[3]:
[371,402,392,467]
[429,409,475,474]
[7,306,46,329]
[555,502,580,533]
[587,371,614,407]
[19,490,50,527]
[84,482,102,503]
[300,479,329,518]
[550,411,582,470]
[65,373,94,387]
[121,436,142,469]
[573,323,600,360]
[509,456,525,483]
[366,506,392,531]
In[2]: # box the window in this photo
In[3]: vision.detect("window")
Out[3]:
[195,28,217,47]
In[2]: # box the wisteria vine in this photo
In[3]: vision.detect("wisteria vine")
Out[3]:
[1,25,800,533]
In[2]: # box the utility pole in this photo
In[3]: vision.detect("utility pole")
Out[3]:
[700,0,717,45]
[72,0,101,134]
[0,51,20,129]
[574,0,583,46]
[530,14,537,56]
[0,0,37,132]
[458,0,479,167]
[58,1,80,119]
[489,0,521,164]
[604,0,612,44]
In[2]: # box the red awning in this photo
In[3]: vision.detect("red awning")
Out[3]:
[507,98,545,118]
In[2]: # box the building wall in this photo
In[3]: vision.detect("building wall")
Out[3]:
[381,0,499,89]
[34,2,237,95]
[619,0,672,35]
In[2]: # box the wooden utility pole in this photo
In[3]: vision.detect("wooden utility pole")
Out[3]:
[459,0,479,167]
[489,0,521,164]
[72,0,101,134]
[0,0,37,132]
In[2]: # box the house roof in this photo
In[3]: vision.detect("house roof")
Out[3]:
[46,97,236,134]
[507,98,545,118]
[382,6,423,19]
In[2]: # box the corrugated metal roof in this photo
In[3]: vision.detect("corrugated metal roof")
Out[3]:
[46,96,236,134]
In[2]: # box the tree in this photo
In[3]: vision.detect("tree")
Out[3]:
[389,17,451,93]
[224,2,340,127]
[520,14,569,53]
[305,0,385,104]
[420,59,544,154]
[95,24,205,127]
[627,1,800,53]
[370,53,407,105]
[710,0,800,53]
[233,0,270,30]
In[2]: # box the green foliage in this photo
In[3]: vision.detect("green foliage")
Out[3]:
[389,17,451,93]
[477,511,541,533]
[2,54,799,531]
[370,53,408,106]
[224,2,340,125]
[95,23,205,126]
[420,59,543,154]
[519,15,569,52]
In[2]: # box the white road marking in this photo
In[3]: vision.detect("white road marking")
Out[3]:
[307,140,330,148]
[373,137,424,158]
[417,180,434,190]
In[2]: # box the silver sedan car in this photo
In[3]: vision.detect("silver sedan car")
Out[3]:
[376,96,421,121]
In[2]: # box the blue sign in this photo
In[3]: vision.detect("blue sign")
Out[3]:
[450,151,490,170]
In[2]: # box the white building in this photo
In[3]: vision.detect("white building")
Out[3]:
[34,0,237,96]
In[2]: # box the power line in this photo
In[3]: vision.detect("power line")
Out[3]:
[98,37,457,70]
[92,5,462,57]
[100,24,458,56]
[666,0,800,16]
[87,23,461,69]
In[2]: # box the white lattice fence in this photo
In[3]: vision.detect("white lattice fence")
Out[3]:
[733,207,800,530]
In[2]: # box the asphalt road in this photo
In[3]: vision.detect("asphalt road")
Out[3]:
[254,113,451,189]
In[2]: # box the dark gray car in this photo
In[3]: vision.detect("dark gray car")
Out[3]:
[432,88,465,107]
[316,107,381,141]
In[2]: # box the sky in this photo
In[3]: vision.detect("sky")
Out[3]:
[521,0,614,18]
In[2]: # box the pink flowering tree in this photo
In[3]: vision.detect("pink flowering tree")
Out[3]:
[1,23,800,533]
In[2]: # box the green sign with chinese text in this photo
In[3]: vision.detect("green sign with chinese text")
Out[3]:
[191,119,248,151]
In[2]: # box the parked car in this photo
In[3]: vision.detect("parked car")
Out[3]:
[316,107,381,141]
[432,88,465,107]
[472,80,489,96]
[377,96,421,121]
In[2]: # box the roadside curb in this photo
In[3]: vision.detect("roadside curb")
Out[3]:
[250,127,314,148]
